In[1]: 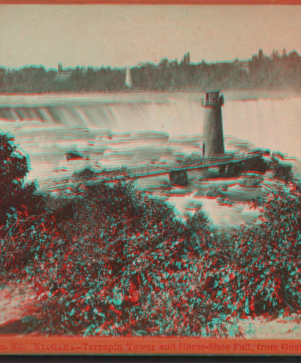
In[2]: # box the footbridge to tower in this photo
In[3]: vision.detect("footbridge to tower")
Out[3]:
[39,148,267,192]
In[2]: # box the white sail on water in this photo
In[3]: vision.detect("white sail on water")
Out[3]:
[125,67,132,87]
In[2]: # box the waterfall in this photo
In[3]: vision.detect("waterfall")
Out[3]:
[0,93,300,159]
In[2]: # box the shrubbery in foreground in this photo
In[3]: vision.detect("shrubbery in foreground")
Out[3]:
[1,181,220,336]
[0,178,300,336]
[0,133,300,336]
[0,133,44,227]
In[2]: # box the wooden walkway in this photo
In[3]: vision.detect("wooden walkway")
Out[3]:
[39,148,265,192]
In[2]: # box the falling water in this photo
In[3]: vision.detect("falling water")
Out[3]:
[0,91,300,228]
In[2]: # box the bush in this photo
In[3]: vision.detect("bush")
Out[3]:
[0,133,44,228]
[196,179,301,318]
[2,174,301,336]
[1,180,223,336]
[0,133,300,336]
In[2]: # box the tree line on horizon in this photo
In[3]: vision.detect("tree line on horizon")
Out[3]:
[0,49,300,93]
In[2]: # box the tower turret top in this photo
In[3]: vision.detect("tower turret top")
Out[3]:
[202,90,224,108]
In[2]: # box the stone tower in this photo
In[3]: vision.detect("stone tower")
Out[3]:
[202,90,225,156]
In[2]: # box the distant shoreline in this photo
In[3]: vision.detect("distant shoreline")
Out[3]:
[0,89,300,102]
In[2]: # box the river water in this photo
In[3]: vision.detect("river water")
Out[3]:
[0,91,300,229]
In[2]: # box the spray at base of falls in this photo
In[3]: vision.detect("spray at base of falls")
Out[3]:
[0,92,300,229]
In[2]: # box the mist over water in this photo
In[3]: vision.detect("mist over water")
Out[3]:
[0,92,300,229]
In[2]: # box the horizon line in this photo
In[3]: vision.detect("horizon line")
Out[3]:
[1,49,299,71]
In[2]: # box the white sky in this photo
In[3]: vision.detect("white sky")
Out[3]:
[0,5,300,69]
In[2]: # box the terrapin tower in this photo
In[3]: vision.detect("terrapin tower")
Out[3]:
[202,90,225,156]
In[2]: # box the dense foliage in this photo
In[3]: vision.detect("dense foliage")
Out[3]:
[0,133,300,336]
[230,181,301,316]
[0,133,44,227]
[1,49,301,93]
[1,181,223,336]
